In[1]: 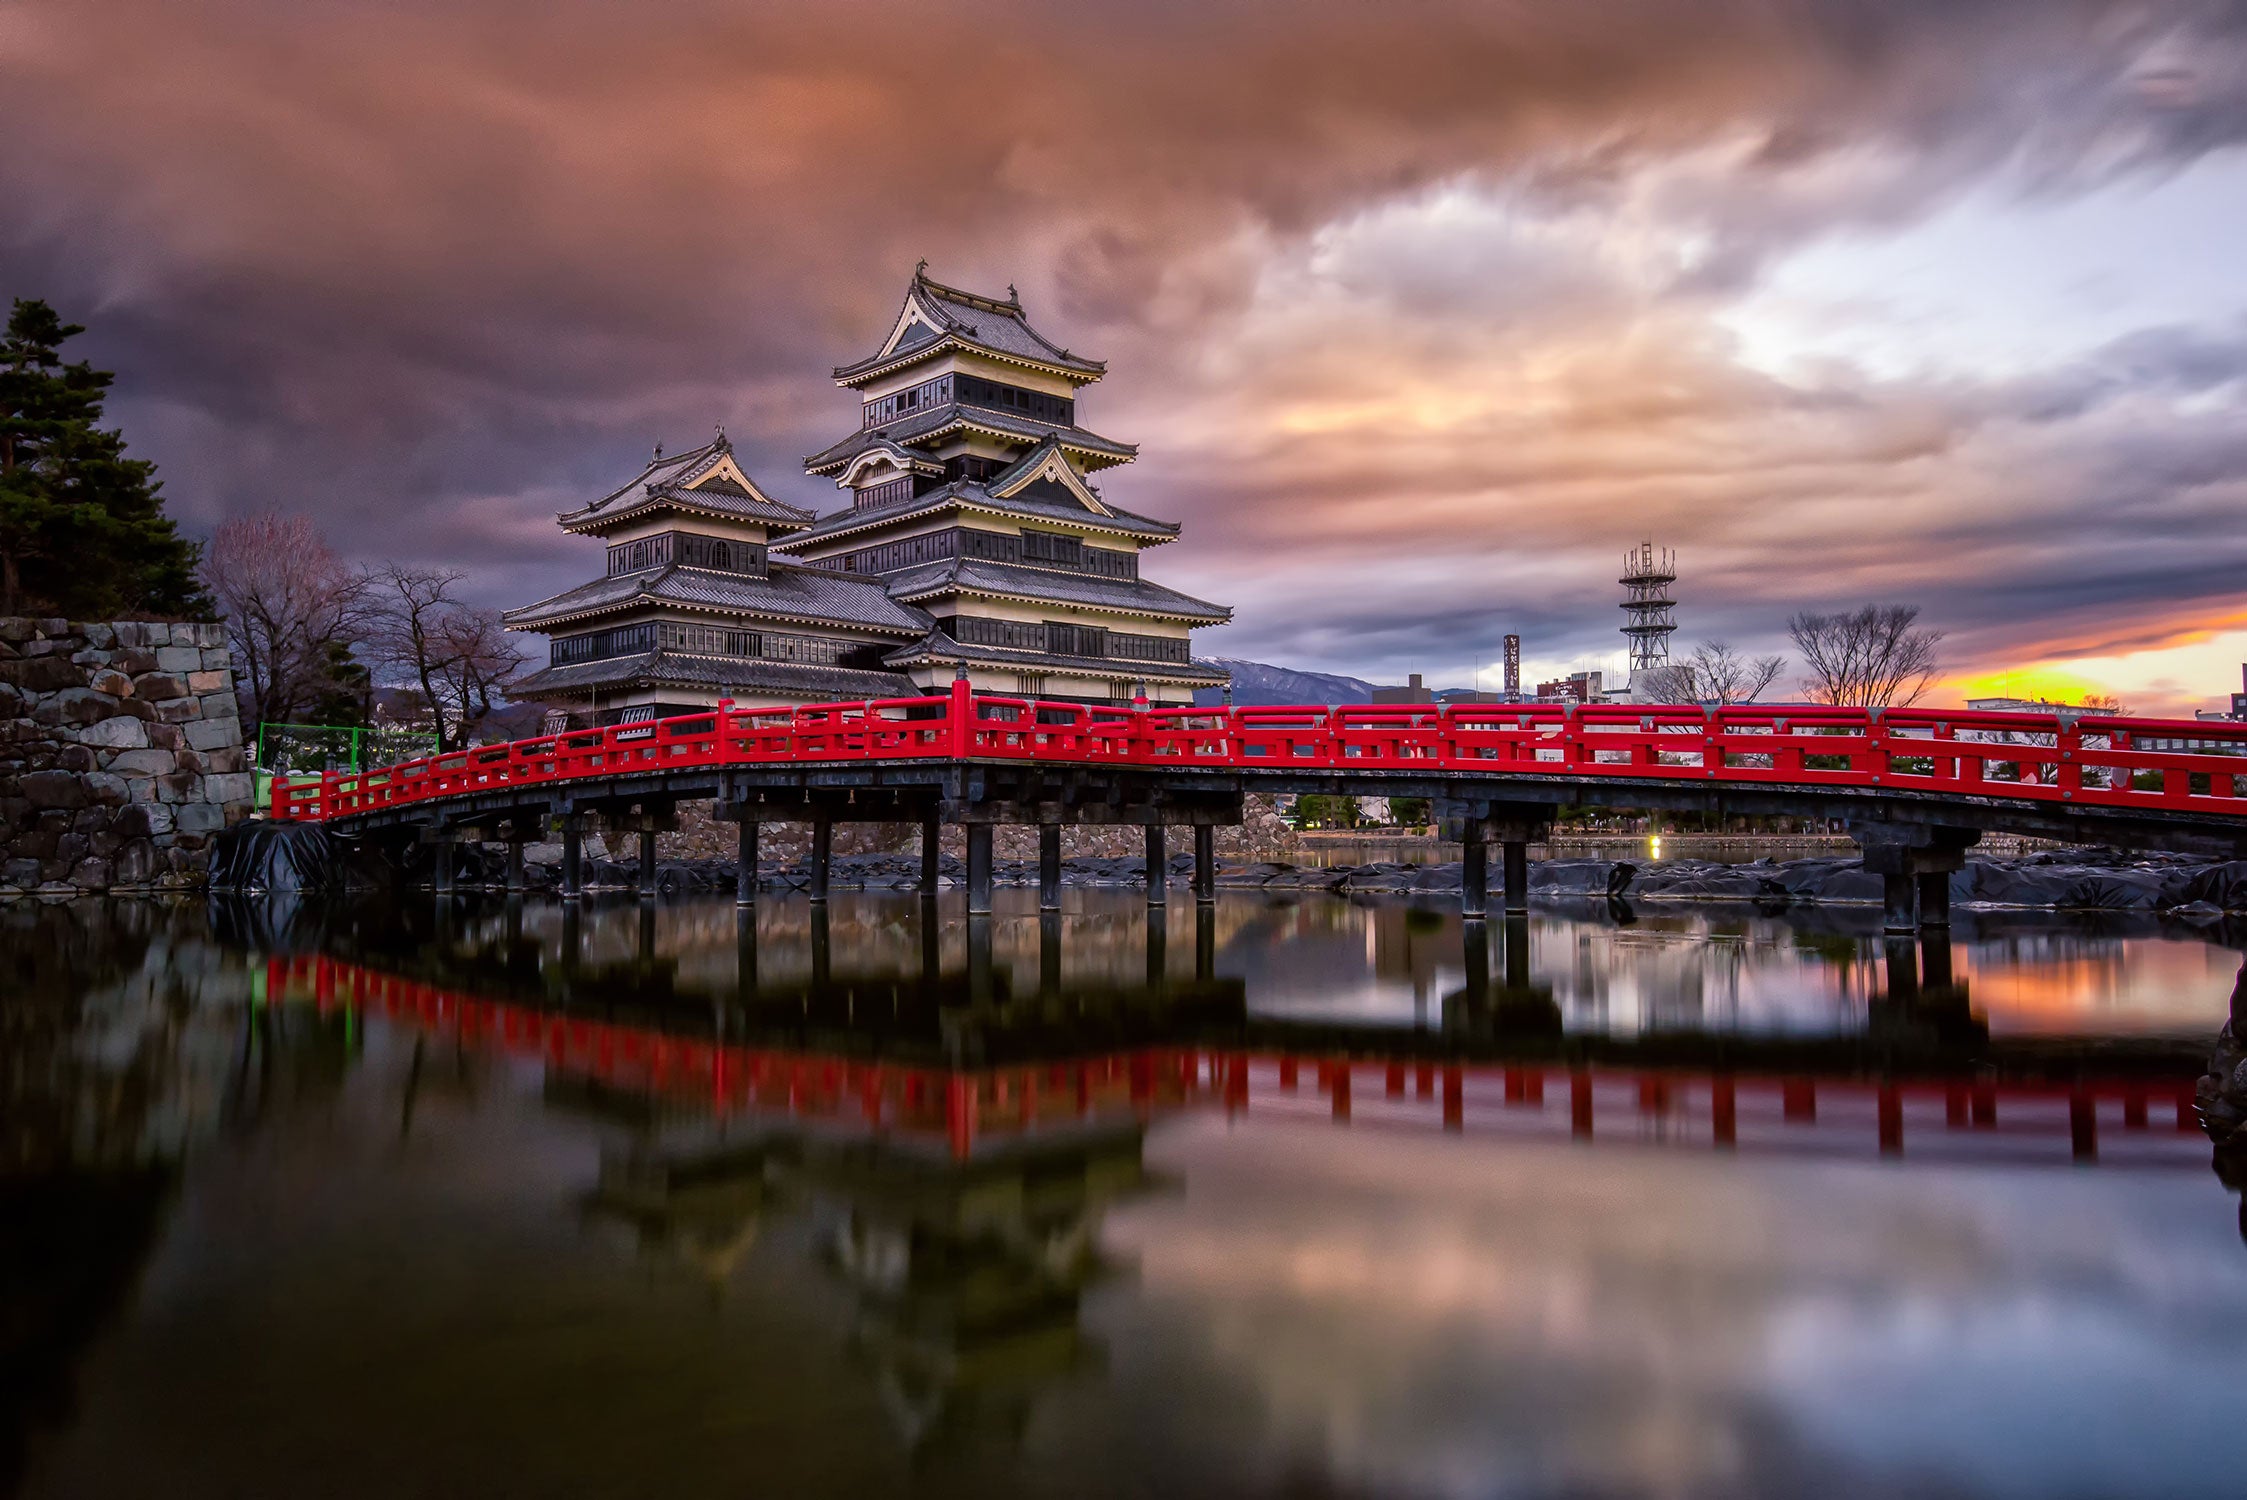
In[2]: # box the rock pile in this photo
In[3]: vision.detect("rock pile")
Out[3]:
[0,618,253,896]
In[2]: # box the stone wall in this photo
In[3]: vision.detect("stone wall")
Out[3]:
[0,619,254,896]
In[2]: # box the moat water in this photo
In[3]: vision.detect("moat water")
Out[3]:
[7,890,2244,1499]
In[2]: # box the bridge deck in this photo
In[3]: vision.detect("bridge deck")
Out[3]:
[273,683,2247,851]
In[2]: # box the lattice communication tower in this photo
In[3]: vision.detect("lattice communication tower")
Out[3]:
[1620,542,1678,676]
[1503,634,1521,698]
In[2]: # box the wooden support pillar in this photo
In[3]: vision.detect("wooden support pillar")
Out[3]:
[1882,872,1917,933]
[920,813,941,896]
[1039,823,1062,912]
[1461,837,1488,918]
[809,815,832,904]
[965,824,993,915]
[736,819,757,906]
[637,900,657,962]
[560,820,583,902]
[1501,840,1529,916]
[1193,824,1215,905]
[632,828,655,900]
[505,839,526,893]
[433,842,455,895]
[1916,869,1951,928]
[1144,823,1167,905]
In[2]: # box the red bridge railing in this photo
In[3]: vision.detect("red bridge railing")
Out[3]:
[269,678,2247,824]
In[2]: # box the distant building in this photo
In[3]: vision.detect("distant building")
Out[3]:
[1967,696,2071,713]
[1372,672,1435,704]
[1535,670,1605,704]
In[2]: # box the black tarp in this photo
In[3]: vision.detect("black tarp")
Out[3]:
[207,822,357,893]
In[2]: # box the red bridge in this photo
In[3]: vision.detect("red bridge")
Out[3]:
[267,681,2247,928]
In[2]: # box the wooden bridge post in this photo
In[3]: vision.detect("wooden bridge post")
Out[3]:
[1461,837,1488,918]
[1193,824,1216,905]
[1145,823,1168,905]
[1039,823,1062,911]
[433,840,455,895]
[1915,870,1951,928]
[504,837,526,894]
[736,818,757,906]
[1502,840,1530,916]
[920,812,941,897]
[965,823,994,914]
[637,828,658,901]
[1881,874,1917,934]
[810,814,832,905]
[560,818,584,902]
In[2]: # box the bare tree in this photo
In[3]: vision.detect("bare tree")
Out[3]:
[2079,693,2129,717]
[201,512,369,728]
[1787,604,1945,707]
[366,564,525,750]
[1635,639,1786,705]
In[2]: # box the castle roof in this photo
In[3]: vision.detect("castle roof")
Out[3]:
[511,651,917,704]
[883,556,1231,624]
[501,557,930,635]
[834,266,1106,386]
[559,435,815,536]
[881,629,1230,686]
[803,401,1137,476]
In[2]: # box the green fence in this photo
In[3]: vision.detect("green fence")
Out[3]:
[255,722,440,776]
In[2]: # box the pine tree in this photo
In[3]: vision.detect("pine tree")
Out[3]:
[0,298,211,619]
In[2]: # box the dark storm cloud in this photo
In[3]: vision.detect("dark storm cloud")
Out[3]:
[5,0,2247,701]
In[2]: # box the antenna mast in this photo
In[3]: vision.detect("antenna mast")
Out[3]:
[1620,542,1678,679]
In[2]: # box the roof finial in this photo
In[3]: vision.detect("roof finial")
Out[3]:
[1007,283,1019,305]
[652,439,663,461]
[915,258,929,279]
[713,423,729,452]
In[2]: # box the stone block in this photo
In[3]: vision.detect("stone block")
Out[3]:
[114,839,158,885]
[54,743,95,773]
[70,856,113,890]
[89,668,135,697]
[0,619,33,644]
[203,747,247,774]
[111,804,154,839]
[82,623,116,649]
[72,805,107,833]
[85,771,129,806]
[110,649,157,674]
[188,669,229,694]
[184,717,239,753]
[148,720,185,749]
[37,688,126,728]
[156,698,203,724]
[76,716,150,750]
[174,748,204,777]
[56,832,89,867]
[91,828,121,856]
[19,770,86,809]
[140,802,174,835]
[154,645,200,673]
[200,692,240,720]
[107,747,175,776]
[12,827,57,859]
[0,656,88,693]
[199,646,230,671]
[131,672,188,702]
[110,622,160,647]
[205,772,255,806]
[22,637,80,658]
[175,802,225,834]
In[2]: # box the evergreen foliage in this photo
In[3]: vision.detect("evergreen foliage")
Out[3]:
[0,297,210,619]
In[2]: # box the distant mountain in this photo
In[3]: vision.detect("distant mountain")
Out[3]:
[1193,657,1379,707]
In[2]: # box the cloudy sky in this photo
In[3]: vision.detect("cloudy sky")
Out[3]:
[7,0,2247,712]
